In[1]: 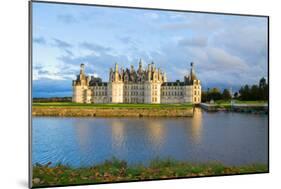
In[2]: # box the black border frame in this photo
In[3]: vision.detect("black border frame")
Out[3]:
[28,0,270,188]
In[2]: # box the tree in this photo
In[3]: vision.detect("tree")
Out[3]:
[259,77,268,100]
[239,85,250,100]
[234,92,239,99]
[238,77,268,101]
[208,88,222,101]
[201,91,208,102]
[251,85,259,100]
[222,89,232,100]
[259,77,266,89]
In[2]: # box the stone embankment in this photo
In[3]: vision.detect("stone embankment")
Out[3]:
[32,107,194,117]
[200,103,268,113]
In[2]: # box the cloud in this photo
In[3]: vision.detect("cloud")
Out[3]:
[79,42,111,53]
[33,4,268,97]
[33,61,76,81]
[51,38,74,57]
[118,36,134,45]
[57,14,77,24]
[161,15,221,32]
[178,36,208,47]
[211,25,268,62]
[144,12,159,20]
[57,51,130,80]
[206,47,249,71]
[33,37,46,45]
[52,38,72,49]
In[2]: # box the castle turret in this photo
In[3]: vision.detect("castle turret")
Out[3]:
[148,64,152,81]
[72,63,92,103]
[163,72,167,82]
[114,63,119,81]
[189,62,201,104]
[108,63,123,103]
[138,59,143,74]
[109,68,113,82]
[139,59,143,70]
[80,63,85,75]
[190,62,197,81]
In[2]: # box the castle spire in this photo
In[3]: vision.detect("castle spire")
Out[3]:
[190,62,194,73]
[80,63,85,75]
[139,58,143,69]
[190,62,197,81]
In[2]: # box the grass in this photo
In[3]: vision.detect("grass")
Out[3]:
[205,100,268,109]
[213,100,268,105]
[32,102,194,109]
[233,100,268,104]
[32,158,268,187]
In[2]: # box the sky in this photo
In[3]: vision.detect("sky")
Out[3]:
[32,2,268,97]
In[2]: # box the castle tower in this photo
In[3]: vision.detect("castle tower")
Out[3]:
[72,63,92,103]
[114,63,119,81]
[144,62,163,104]
[108,63,123,103]
[190,62,201,104]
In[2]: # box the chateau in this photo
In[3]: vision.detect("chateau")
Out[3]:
[72,60,201,104]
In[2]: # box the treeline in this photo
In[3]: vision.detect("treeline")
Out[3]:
[201,88,231,102]
[237,77,268,101]
[33,97,72,103]
[202,77,268,102]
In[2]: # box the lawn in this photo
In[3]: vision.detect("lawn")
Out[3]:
[213,100,268,106]
[201,100,268,110]
[32,102,194,109]
[32,158,268,187]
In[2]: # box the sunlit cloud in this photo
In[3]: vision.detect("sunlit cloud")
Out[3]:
[32,2,268,97]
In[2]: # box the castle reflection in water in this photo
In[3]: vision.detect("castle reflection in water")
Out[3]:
[73,108,203,156]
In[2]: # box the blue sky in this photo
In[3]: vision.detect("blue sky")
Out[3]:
[32,2,268,97]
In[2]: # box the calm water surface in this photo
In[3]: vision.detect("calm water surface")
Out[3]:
[32,108,268,167]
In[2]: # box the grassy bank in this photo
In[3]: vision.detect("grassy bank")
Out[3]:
[202,100,268,111]
[32,103,194,117]
[214,100,268,105]
[32,158,268,187]
[32,102,193,109]
[32,107,194,117]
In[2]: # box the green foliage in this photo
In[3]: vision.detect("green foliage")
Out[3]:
[202,88,224,102]
[239,77,268,101]
[32,158,268,187]
[222,89,232,100]
[202,77,268,103]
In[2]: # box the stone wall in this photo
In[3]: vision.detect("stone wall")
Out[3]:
[32,107,194,117]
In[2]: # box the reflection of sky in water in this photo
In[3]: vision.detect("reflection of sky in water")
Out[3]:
[32,108,268,167]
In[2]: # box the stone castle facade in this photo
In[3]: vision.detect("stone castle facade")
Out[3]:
[72,60,201,104]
